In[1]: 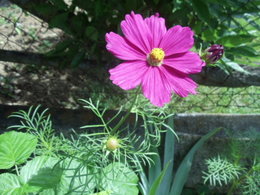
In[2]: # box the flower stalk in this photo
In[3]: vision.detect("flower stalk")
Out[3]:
[110,86,140,135]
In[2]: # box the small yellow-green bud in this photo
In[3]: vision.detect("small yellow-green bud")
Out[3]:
[106,137,120,151]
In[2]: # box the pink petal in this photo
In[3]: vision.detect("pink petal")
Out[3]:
[163,51,205,74]
[141,67,171,107]
[160,66,198,97]
[121,11,152,53]
[109,61,149,90]
[106,32,146,61]
[159,25,194,56]
[144,14,166,48]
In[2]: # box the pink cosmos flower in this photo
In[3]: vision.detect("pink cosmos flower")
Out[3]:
[106,11,205,107]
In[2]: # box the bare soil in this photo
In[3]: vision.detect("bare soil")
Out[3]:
[0,2,122,109]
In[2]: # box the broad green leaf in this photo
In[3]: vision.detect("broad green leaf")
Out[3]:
[0,173,27,195]
[153,0,159,5]
[85,26,99,41]
[35,3,57,15]
[101,162,139,195]
[90,190,112,195]
[191,0,211,26]
[169,128,222,195]
[0,131,37,169]
[202,29,218,42]
[227,46,259,57]
[221,57,250,74]
[49,13,71,34]
[39,189,55,195]
[193,21,203,34]
[217,35,256,47]
[20,156,57,183]
[59,158,95,194]
[28,165,63,189]
[21,156,95,194]
[20,156,60,191]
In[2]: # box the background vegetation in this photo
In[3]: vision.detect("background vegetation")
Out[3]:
[0,0,259,113]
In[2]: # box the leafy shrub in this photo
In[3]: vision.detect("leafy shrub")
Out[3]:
[25,0,259,67]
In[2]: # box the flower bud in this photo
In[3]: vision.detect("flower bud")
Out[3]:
[205,44,224,64]
[106,137,120,151]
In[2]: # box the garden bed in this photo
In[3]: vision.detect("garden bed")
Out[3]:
[1,104,259,193]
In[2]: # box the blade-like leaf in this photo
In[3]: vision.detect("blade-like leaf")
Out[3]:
[139,170,149,195]
[158,117,175,195]
[0,131,37,169]
[169,128,222,195]
[148,148,162,187]
[149,162,171,195]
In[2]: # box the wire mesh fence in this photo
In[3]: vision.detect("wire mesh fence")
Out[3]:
[0,3,61,52]
[169,86,260,113]
[0,1,259,113]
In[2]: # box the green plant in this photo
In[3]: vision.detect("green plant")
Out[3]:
[203,157,260,195]
[242,163,260,195]
[202,130,260,194]
[8,105,57,156]
[0,153,139,194]
[202,156,243,186]
[0,131,37,170]
[139,116,222,195]
[1,97,176,194]
[11,0,259,68]
[0,105,143,194]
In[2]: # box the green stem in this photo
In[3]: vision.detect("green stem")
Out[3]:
[15,165,20,176]
[110,87,140,135]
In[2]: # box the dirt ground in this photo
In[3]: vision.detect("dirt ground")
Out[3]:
[0,2,123,109]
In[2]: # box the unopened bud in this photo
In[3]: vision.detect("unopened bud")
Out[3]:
[106,137,120,151]
[205,44,224,64]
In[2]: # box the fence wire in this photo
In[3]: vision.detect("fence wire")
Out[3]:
[168,86,260,113]
[0,3,61,52]
[0,2,259,113]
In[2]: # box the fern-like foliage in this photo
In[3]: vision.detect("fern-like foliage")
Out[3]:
[242,163,260,195]
[8,105,57,156]
[203,156,243,186]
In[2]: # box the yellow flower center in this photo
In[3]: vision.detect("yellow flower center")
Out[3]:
[148,48,165,66]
